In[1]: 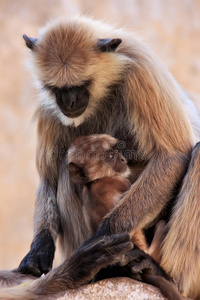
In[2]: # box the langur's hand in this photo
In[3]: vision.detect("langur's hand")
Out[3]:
[66,233,133,288]
[119,246,170,280]
[18,231,55,277]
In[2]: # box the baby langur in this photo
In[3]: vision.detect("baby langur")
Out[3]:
[68,134,155,253]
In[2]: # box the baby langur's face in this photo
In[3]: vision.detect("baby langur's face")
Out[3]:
[68,134,130,184]
[83,144,130,182]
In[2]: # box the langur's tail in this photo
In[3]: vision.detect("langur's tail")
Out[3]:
[0,279,41,300]
[0,268,67,300]
[0,270,41,300]
[0,266,72,300]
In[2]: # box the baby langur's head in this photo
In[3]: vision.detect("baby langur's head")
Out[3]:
[67,134,130,184]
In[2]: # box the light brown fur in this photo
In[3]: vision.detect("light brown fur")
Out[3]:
[1,16,200,299]
[27,17,200,298]
[161,145,200,298]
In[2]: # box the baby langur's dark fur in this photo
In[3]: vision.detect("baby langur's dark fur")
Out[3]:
[68,134,183,300]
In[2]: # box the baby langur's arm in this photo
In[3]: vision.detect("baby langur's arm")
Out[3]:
[148,220,166,263]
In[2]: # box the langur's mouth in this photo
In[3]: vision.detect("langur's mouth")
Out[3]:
[60,105,88,118]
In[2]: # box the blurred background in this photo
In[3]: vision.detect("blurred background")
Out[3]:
[0,0,200,270]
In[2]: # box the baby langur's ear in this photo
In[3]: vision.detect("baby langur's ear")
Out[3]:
[68,163,89,184]
[98,38,122,52]
[23,34,38,50]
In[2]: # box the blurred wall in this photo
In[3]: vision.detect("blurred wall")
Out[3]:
[0,0,200,269]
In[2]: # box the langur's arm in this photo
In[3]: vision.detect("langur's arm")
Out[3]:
[18,117,61,276]
[93,151,189,238]
[18,179,60,276]
[148,220,166,263]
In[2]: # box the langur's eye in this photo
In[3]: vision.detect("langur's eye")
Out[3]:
[108,150,115,160]
[109,153,114,159]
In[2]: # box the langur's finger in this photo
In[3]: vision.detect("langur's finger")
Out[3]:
[118,248,146,266]
[131,260,154,273]
[95,241,133,266]
[82,233,131,255]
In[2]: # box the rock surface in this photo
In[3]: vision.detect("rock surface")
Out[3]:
[53,278,166,300]
[0,0,200,271]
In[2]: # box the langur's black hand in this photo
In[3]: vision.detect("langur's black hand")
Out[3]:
[18,230,55,277]
[66,233,133,288]
[119,247,170,280]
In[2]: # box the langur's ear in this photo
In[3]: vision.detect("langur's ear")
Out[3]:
[23,34,38,50]
[98,38,122,52]
[68,163,89,184]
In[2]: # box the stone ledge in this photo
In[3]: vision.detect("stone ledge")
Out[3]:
[53,277,166,300]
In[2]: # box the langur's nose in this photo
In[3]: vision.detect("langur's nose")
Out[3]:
[67,99,75,109]
[63,93,76,110]
[120,155,126,163]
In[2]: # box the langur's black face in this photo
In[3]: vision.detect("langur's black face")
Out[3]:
[46,82,90,118]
